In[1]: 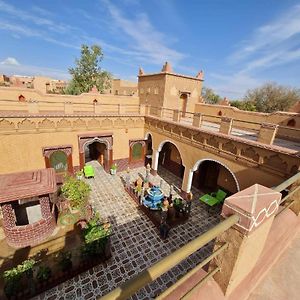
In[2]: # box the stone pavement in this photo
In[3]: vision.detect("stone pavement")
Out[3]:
[33,162,221,300]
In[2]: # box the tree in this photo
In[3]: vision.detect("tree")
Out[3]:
[244,83,300,113]
[230,100,256,111]
[201,87,222,104]
[64,44,112,95]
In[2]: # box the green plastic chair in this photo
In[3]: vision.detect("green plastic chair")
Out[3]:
[84,165,95,178]
[199,189,227,207]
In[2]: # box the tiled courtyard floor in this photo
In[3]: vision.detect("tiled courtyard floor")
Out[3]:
[33,162,222,300]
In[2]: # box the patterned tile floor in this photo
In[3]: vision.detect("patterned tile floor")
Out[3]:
[33,162,222,300]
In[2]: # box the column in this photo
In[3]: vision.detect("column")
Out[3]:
[257,123,278,145]
[28,101,39,114]
[219,117,233,135]
[139,104,146,115]
[118,104,125,114]
[173,110,180,122]
[210,184,281,296]
[192,113,202,127]
[151,149,160,176]
[181,168,194,194]
[64,102,74,114]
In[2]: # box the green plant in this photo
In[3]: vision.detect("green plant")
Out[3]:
[61,176,91,209]
[36,265,51,282]
[56,251,72,272]
[3,259,36,296]
[76,170,84,177]
[81,215,112,258]
[110,163,117,171]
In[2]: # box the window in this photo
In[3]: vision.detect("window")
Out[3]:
[50,150,68,173]
[132,143,143,160]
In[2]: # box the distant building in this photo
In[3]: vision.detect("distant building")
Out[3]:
[109,79,138,96]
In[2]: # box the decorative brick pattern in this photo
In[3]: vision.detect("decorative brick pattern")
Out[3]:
[1,203,15,228]
[1,195,56,248]
[33,162,221,300]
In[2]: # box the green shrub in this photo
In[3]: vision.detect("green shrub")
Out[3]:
[61,176,91,209]
[36,265,51,282]
[56,251,72,272]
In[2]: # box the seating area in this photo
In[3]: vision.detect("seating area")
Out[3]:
[199,189,227,206]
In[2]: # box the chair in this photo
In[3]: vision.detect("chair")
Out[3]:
[199,189,227,207]
[84,165,95,178]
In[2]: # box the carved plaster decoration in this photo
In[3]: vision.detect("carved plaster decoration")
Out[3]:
[42,145,73,158]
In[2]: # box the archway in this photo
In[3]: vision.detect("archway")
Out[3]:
[84,141,108,169]
[157,141,185,183]
[192,159,239,195]
[145,132,153,166]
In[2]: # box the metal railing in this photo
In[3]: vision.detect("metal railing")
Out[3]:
[274,172,300,217]
[99,214,239,300]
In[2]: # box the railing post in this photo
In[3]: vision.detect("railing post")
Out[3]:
[219,117,233,135]
[173,109,180,122]
[139,104,146,115]
[192,113,202,127]
[28,100,39,114]
[64,101,73,114]
[210,184,281,296]
[257,123,278,145]
[286,179,300,216]
[118,104,125,114]
[94,103,102,114]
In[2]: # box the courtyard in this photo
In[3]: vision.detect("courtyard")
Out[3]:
[31,161,221,300]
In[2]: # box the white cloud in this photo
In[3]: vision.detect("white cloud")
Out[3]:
[229,4,300,71]
[210,4,300,98]
[0,62,70,80]
[1,57,20,66]
[102,0,185,64]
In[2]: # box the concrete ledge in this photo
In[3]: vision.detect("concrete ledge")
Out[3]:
[227,209,300,300]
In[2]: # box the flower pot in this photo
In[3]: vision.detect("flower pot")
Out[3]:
[110,169,117,175]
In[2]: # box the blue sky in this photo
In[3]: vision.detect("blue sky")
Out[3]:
[0,0,300,98]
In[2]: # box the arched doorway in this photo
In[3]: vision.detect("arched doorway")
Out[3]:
[145,133,153,166]
[158,141,185,179]
[84,141,108,168]
[192,159,239,195]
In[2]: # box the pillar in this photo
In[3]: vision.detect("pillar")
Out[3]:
[192,113,202,127]
[257,123,278,145]
[287,179,300,216]
[219,117,233,135]
[209,184,281,296]
[151,149,160,176]
[181,168,194,194]
[139,104,146,115]
[118,104,125,114]
[157,107,163,118]
[173,110,180,122]
[94,103,102,114]
[64,102,74,114]
[28,101,39,114]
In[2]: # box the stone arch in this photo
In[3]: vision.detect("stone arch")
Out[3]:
[287,119,296,127]
[83,138,109,168]
[192,158,240,192]
[156,140,186,180]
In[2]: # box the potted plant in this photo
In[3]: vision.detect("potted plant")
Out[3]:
[56,251,72,273]
[76,170,84,180]
[61,176,91,211]
[110,163,117,175]
[36,265,51,284]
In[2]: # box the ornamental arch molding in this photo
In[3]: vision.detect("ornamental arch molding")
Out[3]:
[192,158,240,192]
